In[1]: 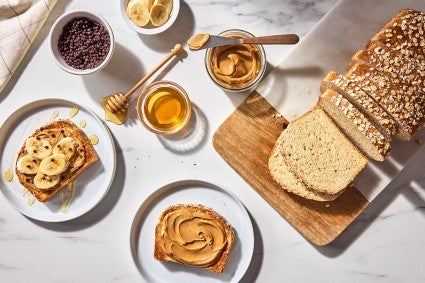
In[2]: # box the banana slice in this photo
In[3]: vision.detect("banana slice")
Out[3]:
[127,0,150,27]
[53,137,76,160]
[33,173,60,190]
[16,155,40,175]
[25,137,53,159]
[70,145,86,173]
[147,0,155,10]
[150,4,169,26]
[154,0,172,16]
[39,154,69,176]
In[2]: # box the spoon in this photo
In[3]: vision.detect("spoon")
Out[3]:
[104,43,183,115]
[187,33,299,51]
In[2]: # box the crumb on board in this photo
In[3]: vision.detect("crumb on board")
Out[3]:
[305,87,312,94]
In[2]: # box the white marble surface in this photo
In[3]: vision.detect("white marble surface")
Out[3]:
[1,0,425,282]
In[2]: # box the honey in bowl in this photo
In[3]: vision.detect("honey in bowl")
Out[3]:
[137,81,191,135]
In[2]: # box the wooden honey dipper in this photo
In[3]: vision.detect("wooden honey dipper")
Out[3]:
[105,43,184,114]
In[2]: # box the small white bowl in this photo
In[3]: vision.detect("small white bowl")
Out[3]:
[49,10,115,75]
[120,0,180,35]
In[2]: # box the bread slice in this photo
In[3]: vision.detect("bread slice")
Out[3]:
[154,204,234,274]
[320,71,398,138]
[269,133,343,201]
[345,63,424,140]
[318,89,391,161]
[15,120,98,202]
[280,107,368,195]
[367,9,425,60]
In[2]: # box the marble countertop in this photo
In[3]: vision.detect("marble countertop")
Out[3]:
[1,0,425,282]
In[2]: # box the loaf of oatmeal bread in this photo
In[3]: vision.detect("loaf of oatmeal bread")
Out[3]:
[269,131,344,201]
[320,71,398,138]
[318,89,391,161]
[345,63,424,140]
[367,9,425,60]
[280,107,368,195]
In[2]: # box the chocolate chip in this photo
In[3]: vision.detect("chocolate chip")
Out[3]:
[57,17,110,70]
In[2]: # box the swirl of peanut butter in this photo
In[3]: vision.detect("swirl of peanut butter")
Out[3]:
[160,206,228,267]
[210,40,261,88]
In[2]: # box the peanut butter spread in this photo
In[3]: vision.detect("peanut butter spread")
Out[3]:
[187,33,210,50]
[160,205,228,267]
[210,38,261,88]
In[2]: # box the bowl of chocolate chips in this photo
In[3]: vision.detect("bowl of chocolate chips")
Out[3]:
[49,10,115,75]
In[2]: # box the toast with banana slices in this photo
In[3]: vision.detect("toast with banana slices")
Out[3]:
[15,119,98,202]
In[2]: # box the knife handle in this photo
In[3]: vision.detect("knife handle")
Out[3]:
[242,34,299,45]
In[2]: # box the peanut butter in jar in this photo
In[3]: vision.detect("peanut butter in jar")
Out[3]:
[205,29,266,92]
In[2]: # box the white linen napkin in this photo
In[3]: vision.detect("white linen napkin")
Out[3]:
[0,0,57,94]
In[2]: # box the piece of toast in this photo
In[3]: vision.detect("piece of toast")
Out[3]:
[15,119,98,202]
[154,204,235,274]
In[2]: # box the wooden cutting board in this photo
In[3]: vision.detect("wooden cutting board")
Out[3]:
[212,0,425,245]
[213,91,369,246]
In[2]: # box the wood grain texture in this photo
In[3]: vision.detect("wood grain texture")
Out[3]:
[213,91,370,246]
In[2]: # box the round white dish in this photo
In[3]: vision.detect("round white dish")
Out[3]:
[0,99,116,222]
[120,0,180,35]
[49,9,115,75]
[130,180,254,283]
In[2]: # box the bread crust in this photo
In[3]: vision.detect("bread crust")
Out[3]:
[15,119,98,202]
[154,204,235,274]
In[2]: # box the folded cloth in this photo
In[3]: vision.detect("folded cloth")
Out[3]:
[0,0,57,94]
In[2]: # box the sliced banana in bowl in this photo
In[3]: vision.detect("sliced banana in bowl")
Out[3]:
[121,0,179,34]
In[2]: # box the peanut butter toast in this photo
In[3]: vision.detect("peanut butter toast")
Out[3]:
[154,204,235,274]
[15,119,98,202]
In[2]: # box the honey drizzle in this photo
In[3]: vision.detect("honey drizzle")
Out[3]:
[70,105,79,118]
[60,181,75,213]
[89,135,99,145]
[4,167,13,182]
[100,96,128,125]
[50,111,59,121]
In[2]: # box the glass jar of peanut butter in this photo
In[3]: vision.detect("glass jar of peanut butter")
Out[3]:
[205,29,266,92]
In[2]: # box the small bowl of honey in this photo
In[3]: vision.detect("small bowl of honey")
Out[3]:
[136,81,191,135]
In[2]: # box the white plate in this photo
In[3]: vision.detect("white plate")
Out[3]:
[130,180,254,283]
[0,99,116,222]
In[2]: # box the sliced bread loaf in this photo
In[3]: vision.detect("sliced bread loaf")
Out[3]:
[367,9,425,60]
[320,71,398,138]
[280,107,368,195]
[269,133,343,201]
[318,89,391,161]
[345,63,424,140]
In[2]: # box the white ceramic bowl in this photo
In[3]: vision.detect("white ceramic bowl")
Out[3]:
[120,0,180,35]
[49,10,115,75]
